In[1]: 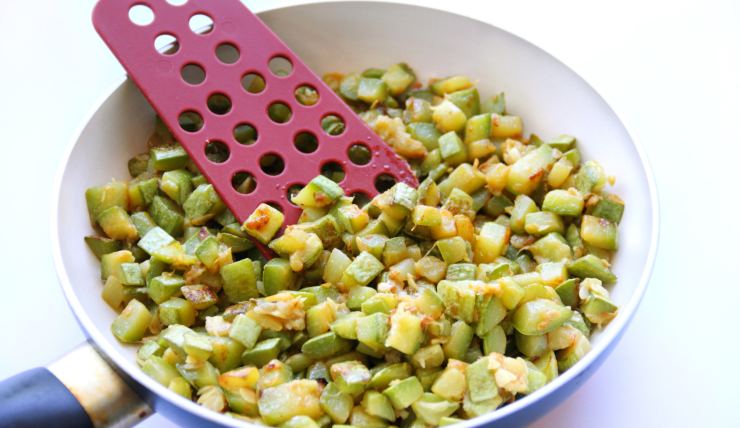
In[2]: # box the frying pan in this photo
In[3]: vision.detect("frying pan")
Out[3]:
[0,2,659,427]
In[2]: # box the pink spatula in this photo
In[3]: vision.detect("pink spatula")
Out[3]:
[93,0,417,231]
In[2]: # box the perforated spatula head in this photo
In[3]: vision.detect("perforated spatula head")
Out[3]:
[92,0,417,228]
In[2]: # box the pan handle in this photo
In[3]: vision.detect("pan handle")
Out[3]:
[0,342,152,428]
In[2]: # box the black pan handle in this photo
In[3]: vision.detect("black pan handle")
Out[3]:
[0,367,93,428]
[0,342,151,428]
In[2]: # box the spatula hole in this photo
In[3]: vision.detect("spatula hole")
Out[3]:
[181,63,205,85]
[294,132,318,153]
[287,184,303,205]
[216,43,240,64]
[129,4,154,26]
[259,153,285,176]
[189,13,214,34]
[205,140,230,163]
[374,174,397,193]
[154,33,179,55]
[234,123,258,145]
[266,202,284,213]
[351,191,371,207]
[348,143,372,165]
[321,161,345,183]
[207,93,232,115]
[178,111,204,132]
[321,114,345,136]
[295,85,319,106]
[241,72,266,94]
[268,55,293,77]
[268,102,292,124]
[232,171,256,194]
[166,0,187,5]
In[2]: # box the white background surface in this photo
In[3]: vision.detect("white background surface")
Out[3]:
[1,0,738,427]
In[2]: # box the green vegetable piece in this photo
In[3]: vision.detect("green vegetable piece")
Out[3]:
[349,406,388,428]
[184,184,224,225]
[510,195,539,235]
[512,298,572,336]
[85,236,121,260]
[150,145,188,171]
[480,92,506,115]
[341,252,385,288]
[356,313,389,352]
[128,177,159,210]
[382,63,415,95]
[301,332,352,359]
[587,193,625,224]
[292,175,344,208]
[407,122,441,150]
[339,73,361,100]
[447,87,480,118]
[97,208,138,245]
[542,189,584,217]
[515,332,549,358]
[160,169,193,205]
[443,321,474,361]
[357,78,389,104]
[464,113,491,144]
[229,314,262,350]
[159,297,196,326]
[183,332,213,361]
[575,160,606,194]
[85,180,128,222]
[555,278,579,307]
[149,195,184,237]
[141,355,179,386]
[557,331,591,371]
[411,344,445,369]
[506,145,554,195]
[383,377,423,410]
[465,357,498,403]
[414,287,444,318]
[258,380,323,425]
[524,211,565,236]
[529,232,573,263]
[368,362,412,391]
[362,391,395,421]
[263,258,296,296]
[243,203,285,244]
[346,286,377,310]
[431,364,467,402]
[280,416,319,428]
[220,258,259,302]
[320,382,353,424]
[147,273,184,304]
[462,391,503,418]
[217,232,253,253]
[385,308,423,355]
[242,338,282,367]
[438,131,467,166]
[118,262,143,286]
[361,293,396,315]
[137,227,175,256]
[439,416,465,426]
[446,263,476,281]
[438,281,476,324]
[436,237,470,264]
[129,212,156,238]
[567,254,617,284]
[580,215,618,250]
[331,361,371,397]
[475,296,506,337]
[482,325,507,355]
[111,299,152,343]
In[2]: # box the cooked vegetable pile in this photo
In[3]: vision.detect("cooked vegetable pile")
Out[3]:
[85,63,624,427]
